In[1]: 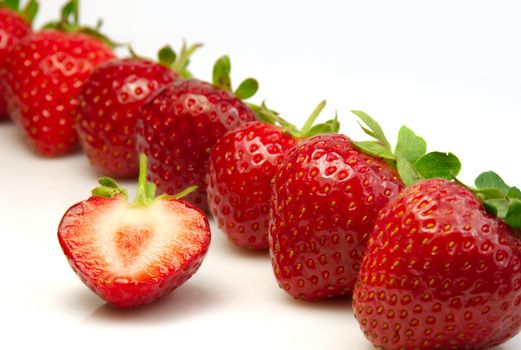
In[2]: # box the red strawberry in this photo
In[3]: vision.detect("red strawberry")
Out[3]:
[206,101,340,250]
[76,43,200,178]
[58,155,211,308]
[348,113,521,349]
[1,0,115,156]
[0,0,38,120]
[353,178,521,349]
[269,132,404,300]
[136,55,258,211]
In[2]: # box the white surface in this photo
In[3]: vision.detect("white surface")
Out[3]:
[2,0,521,349]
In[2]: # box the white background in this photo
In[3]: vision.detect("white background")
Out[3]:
[1,0,521,349]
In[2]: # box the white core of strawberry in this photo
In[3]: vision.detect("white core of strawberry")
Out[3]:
[91,199,191,278]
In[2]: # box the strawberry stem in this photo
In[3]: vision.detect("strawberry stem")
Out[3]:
[132,154,155,207]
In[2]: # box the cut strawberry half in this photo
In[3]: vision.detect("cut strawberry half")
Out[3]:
[58,155,211,308]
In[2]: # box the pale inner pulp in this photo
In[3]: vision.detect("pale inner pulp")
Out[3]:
[92,200,183,277]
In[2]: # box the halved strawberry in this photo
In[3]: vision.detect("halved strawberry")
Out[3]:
[58,155,211,308]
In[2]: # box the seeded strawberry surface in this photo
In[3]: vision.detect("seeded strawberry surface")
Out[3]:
[0,9,32,120]
[207,121,296,250]
[77,58,179,177]
[136,79,256,212]
[353,179,521,349]
[269,133,403,300]
[2,30,115,156]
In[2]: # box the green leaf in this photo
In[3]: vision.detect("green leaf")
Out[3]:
[507,187,521,200]
[78,27,120,49]
[328,114,341,133]
[474,187,506,201]
[395,126,426,163]
[483,198,510,218]
[174,185,197,199]
[505,199,521,229]
[212,55,232,91]
[159,185,198,201]
[98,177,119,188]
[234,78,258,100]
[171,42,202,79]
[22,0,38,24]
[397,157,422,186]
[413,152,461,180]
[3,0,20,11]
[158,45,177,67]
[301,100,327,135]
[353,141,395,161]
[93,177,128,198]
[61,0,78,25]
[91,186,127,198]
[306,117,340,137]
[351,110,391,150]
[475,171,510,192]
[91,187,118,198]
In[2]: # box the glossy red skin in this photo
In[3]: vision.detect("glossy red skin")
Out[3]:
[269,133,403,300]
[0,9,31,120]
[77,58,179,177]
[58,196,211,308]
[353,179,521,350]
[136,79,256,212]
[2,30,115,156]
[207,121,296,250]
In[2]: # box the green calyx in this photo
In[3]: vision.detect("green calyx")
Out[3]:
[351,110,461,185]
[0,0,39,24]
[42,0,118,48]
[158,42,202,78]
[212,55,259,100]
[91,154,197,207]
[351,110,521,230]
[127,42,202,79]
[473,172,521,229]
[250,100,340,139]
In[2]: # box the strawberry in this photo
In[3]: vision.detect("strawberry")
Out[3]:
[76,43,200,178]
[206,101,340,250]
[269,126,404,300]
[353,177,521,349]
[1,0,115,156]
[58,154,211,308]
[136,55,258,211]
[350,113,521,349]
[0,0,38,120]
